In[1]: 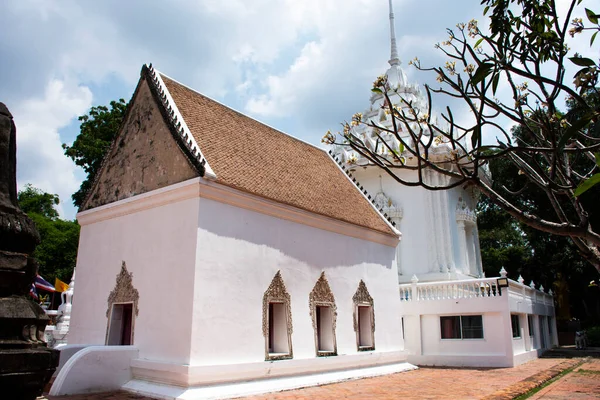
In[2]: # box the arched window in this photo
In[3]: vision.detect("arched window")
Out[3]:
[262,271,293,360]
[309,272,337,356]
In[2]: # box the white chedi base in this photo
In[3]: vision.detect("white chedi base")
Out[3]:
[49,269,76,348]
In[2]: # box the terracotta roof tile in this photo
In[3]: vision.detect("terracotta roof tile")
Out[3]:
[161,74,396,236]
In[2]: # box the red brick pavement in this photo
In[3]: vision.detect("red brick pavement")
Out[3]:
[241,358,575,400]
[528,359,600,399]
[43,357,595,400]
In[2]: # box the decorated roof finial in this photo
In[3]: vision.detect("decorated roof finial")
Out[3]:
[388,0,400,66]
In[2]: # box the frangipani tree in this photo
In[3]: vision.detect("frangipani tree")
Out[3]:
[324,0,600,272]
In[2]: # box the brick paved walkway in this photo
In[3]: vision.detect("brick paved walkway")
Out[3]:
[242,358,576,400]
[528,359,600,399]
[43,357,598,400]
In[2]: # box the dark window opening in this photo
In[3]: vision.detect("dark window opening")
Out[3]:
[357,305,374,348]
[440,315,483,339]
[268,302,290,355]
[511,314,521,338]
[107,303,133,345]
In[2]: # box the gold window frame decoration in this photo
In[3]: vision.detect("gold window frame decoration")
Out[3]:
[309,272,338,357]
[353,279,375,351]
[262,270,293,361]
[105,261,139,345]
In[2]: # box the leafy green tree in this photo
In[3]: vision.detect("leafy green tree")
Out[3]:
[17,183,60,219]
[478,157,599,323]
[478,87,600,321]
[63,99,127,208]
[18,185,80,284]
[326,0,600,272]
[477,198,530,278]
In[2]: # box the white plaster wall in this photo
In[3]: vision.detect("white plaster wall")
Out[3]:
[189,197,404,366]
[69,197,200,364]
[351,167,476,282]
[509,291,555,316]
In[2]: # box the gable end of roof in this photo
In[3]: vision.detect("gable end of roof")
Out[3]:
[143,64,211,177]
[79,64,211,211]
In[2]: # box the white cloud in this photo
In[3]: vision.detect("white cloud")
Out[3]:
[242,0,482,141]
[13,80,92,218]
[0,0,513,219]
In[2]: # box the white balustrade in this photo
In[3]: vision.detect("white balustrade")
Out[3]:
[399,278,501,301]
[399,277,556,306]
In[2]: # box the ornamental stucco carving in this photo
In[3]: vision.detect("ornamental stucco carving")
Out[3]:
[352,280,375,332]
[373,191,403,220]
[456,197,477,224]
[262,271,293,360]
[309,272,338,356]
[106,261,139,318]
[309,272,337,329]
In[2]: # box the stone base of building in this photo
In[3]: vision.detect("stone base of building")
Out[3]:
[50,346,411,397]
[132,350,408,387]
[123,361,416,400]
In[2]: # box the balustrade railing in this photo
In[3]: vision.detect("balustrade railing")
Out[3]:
[399,278,500,302]
[507,280,554,306]
[399,277,554,305]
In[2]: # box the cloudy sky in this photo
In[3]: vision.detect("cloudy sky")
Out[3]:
[0,0,589,220]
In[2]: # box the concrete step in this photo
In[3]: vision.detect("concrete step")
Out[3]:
[541,346,600,358]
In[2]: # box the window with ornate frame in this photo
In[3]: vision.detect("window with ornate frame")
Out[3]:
[262,271,293,361]
[353,280,375,351]
[105,261,139,345]
[309,272,337,356]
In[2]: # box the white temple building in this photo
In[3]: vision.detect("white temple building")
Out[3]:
[53,63,409,399]
[328,0,558,369]
[50,1,557,398]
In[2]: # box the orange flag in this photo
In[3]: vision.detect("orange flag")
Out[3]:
[54,278,69,293]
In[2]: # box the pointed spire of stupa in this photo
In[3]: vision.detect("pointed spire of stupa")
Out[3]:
[388,0,400,66]
[383,0,407,90]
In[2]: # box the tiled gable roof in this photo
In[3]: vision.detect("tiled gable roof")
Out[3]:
[157,69,396,236]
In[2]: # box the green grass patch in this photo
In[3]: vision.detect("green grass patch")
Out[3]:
[514,361,585,400]
[576,368,600,374]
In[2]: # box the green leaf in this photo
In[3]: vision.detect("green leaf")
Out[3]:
[471,62,494,85]
[399,142,405,154]
[474,38,484,48]
[591,31,598,47]
[371,88,383,94]
[569,57,596,67]
[595,153,600,169]
[574,173,600,197]
[585,8,599,24]
[492,73,500,95]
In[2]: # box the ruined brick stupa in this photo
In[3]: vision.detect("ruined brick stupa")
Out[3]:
[0,102,59,399]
